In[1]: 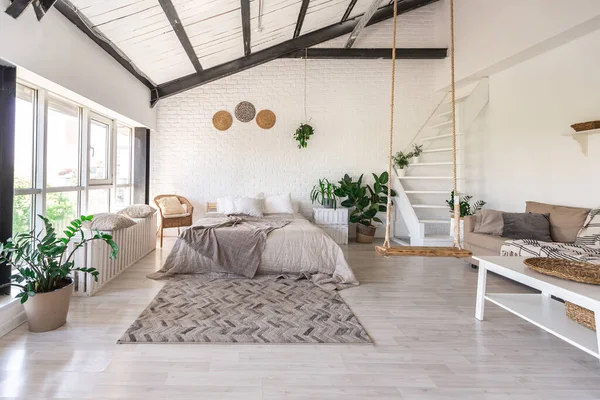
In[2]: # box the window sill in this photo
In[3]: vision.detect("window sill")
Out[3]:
[0,292,26,337]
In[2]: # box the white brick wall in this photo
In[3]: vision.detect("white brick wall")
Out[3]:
[151,7,443,237]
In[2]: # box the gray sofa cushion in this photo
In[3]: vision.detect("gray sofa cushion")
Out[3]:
[464,232,508,254]
[526,201,590,243]
[473,209,504,236]
[502,212,552,241]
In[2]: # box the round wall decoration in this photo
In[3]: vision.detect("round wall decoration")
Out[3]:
[256,109,276,129]
[234,101,256,122]
[212,110,233,131]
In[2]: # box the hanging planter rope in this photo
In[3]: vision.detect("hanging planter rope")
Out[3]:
[295,48,315,149]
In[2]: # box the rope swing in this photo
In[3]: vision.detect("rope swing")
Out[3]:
[376,0,472,258]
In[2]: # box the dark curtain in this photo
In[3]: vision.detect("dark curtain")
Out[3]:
[133,127,150,205]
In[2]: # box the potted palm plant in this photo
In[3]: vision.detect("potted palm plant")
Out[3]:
[411,144,423,163]
[336,172,397,243]
[311,178,338,209]
[0,215,118,332]
[392,151,412,177]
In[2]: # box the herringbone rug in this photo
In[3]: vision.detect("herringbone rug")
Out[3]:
[118,276,371,344]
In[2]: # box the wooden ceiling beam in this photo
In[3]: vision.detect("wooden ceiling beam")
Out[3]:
[282,48,447,59]
[241,0,251,56]
[345,0,384,48]
[5,0,34,18]
[340,0,358,23]
[158,0,202,72]
[152,0,438,106]
[294,0,311,39]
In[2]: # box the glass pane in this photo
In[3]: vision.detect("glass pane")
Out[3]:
[112,187,131,212]
[13,195,33,235]
[14,85,36,189]
[116,125,132,184]
[89,120,110,181]
[46,192,78,233]
[46,96,80,187]
[87,189,110,215]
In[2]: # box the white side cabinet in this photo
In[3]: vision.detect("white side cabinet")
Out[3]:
[313,207,349,245]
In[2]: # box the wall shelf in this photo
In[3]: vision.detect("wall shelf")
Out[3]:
[563,128,600,156]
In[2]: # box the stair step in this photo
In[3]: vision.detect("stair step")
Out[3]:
[420,133,464,142]
[405,190,448,194]
[398,176,454,180]
[443,94,468,104]
[436,110,452,118]
[410,162,454,166]
[422,147,453,153]
[421,219,451,224]
[428,120,452,129]
[413,204,447,209]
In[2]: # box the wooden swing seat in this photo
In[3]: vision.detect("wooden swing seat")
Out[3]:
[375,245,472,258]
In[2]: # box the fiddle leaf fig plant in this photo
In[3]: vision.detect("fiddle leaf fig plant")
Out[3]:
[294,123,315,149]
[0,215,118,304]
[336,172,397,226]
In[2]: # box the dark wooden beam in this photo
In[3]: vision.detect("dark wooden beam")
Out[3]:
[32,0,57,21]
[293,0,310,39]
[5,0,34,18]
[0,65,16,295]
[345,0,382,48]
[240,0,251,56]
[282,48,447,59]
[54,0,156,91]
[158,0,202,72]
[152,0,438,105]
[340,0,358,23]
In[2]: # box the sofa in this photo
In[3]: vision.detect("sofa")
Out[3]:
[465,201,598,265]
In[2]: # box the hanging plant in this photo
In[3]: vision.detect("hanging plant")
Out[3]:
[294,123,314,149]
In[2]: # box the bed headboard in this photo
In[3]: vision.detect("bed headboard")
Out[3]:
[206,202,218,213]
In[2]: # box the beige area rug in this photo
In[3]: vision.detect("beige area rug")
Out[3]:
[118,276,371,344]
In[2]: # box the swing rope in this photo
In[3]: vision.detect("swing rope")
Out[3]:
[383,0,462,250]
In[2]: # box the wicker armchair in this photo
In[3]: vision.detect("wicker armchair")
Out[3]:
[154,194,194,247]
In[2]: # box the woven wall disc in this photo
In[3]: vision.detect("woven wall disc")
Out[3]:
[234,101,256,122]
[256,109,276,129]
[212,110,233,131]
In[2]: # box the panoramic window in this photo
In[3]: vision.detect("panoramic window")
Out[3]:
[46,96,81,188]
[89,115,112,184]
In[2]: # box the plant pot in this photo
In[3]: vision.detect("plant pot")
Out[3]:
[356,223,377,243]
[396,168,406,177]
[322,199,335,209]
[449,218,465,245]
[23,279,73,333]
[413,156,420,164]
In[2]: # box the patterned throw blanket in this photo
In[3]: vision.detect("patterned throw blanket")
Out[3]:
[148,216,290,279]
[501,239,600,265]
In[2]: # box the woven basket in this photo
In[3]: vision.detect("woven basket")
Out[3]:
[256,109,276,129]
[234,101,256,122]
[212,111,233,131]
[571,121,600,132]
[524,257,600,285]
[565,302,596,331]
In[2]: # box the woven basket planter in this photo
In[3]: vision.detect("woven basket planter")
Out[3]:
[571,121,600,132]
[565,302,596,331]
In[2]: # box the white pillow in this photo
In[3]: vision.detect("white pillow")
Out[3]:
[292,200,300,213]
[264,193,294,214]
[157,196,185,215]
[234,197,263,217]
[217,197,236,214]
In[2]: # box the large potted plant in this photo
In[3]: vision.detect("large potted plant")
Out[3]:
[392,151,412,177]
[0,215,118,332]
[336,172,397,243]
[311,178,338,209]
[446,191,486,243]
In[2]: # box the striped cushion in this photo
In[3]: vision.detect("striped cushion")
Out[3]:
[575,208,600,247]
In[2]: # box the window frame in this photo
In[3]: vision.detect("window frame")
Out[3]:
[88,112,114,186]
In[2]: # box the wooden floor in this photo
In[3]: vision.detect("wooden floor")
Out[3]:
[1,238,600,399]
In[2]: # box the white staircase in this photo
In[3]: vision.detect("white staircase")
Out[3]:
[392,78,489,246]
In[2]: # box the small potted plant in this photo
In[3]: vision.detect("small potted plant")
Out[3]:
[411,144,423,163]
[392,151,413,177]
[446,191,486,242]
[311,178,338,209]
[336,172,397,243]
[294,123,315,149]
[0,215,118,332]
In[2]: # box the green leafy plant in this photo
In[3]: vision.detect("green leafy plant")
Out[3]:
[311,178,338,209]
[446,190,486,217]
[411,144,423,157]
[336,172,397,226]
[294,123,315,149]
[392,151,413,169]
[0,215,118,304]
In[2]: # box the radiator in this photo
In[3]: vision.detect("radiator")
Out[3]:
[70,213,157,296]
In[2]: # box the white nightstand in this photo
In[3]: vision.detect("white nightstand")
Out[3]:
[312,207,349,245]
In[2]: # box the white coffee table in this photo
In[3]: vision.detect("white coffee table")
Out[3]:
[474,256,600,361]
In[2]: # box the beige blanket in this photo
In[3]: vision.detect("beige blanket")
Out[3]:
[148,213,359,290]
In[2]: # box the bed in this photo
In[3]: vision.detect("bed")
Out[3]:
[148,208,358,290]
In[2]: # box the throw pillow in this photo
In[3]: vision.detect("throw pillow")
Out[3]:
[117,204,156,218]
[264,193,294,214]
[575,208,600,247]
[157,196,186,215]
[473,209,504,236]
[502,212,552,242]
[525,201,590,243]
[217,196,236,214]
[233,197,264,217]
[84,213,137,231]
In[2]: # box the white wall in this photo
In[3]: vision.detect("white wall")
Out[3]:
[151,7,443,236]
[0,1,156,129]
[464,27,600,212]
